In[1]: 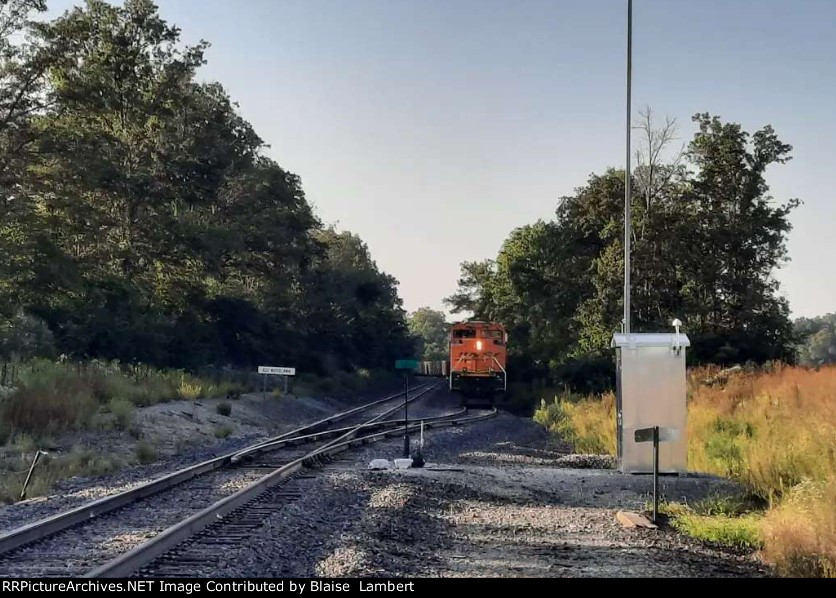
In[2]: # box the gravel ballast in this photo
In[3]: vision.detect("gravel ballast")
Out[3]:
[1,386,770,577]
[187,392,769,578]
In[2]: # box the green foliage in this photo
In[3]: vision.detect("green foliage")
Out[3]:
[135,441,157,464]
[447,113,799,397]
[795,313,836,366]
[533,392,616,455]
[407,307,449,360]
[0,366,98,437]
[0,444,123,504]
[0,358,250,440]
[107,397,134,431]
[662,501,763,550]
[216,401,232,417]
[213,423,234,438]
[0,0,412,377]
[0,311,55,361]
[294,368,398,399]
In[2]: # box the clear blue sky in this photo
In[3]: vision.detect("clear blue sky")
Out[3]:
[46,0,836,319]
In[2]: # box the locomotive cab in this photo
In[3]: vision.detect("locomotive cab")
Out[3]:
[449,321,507,407]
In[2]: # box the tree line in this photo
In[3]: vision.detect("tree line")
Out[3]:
[445,109,801,391]
[0,0,413,372]
[795,314,836,367]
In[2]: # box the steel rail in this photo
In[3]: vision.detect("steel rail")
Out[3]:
[89,400,493,578]
[0,384,430,556]
[229,407,466,463]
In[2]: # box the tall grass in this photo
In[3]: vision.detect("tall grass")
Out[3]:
[0,444,123,504]
[688,365,836,500]
[533,364,836,577]
[0,359,251,441]
[533,391,616,454]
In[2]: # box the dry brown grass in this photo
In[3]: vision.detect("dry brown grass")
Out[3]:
[762,478,836,578]
[687,364,836,500]
[535,364,836,577]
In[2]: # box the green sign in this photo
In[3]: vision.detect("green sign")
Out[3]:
[395,359,419,370]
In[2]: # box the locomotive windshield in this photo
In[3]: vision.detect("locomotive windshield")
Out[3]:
[453,329,477,339]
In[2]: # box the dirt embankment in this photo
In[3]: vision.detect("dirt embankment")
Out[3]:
[0,390,363,532]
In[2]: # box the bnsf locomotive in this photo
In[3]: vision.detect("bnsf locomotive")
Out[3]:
[420,320,507,407]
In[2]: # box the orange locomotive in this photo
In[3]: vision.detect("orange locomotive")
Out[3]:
[449,321,507,404]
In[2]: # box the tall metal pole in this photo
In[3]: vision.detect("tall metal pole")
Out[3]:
[624,0,633,335]
[403,371,410,458]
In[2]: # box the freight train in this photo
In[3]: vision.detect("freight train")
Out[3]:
[419,320,507,407]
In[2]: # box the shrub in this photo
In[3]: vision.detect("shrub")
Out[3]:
[213,423,234,438]
[0,311,55,361]
[216,401,232,417]
[108,397,134,431]
[135,441,157,464]
[176,379,202,401]
[0,370,97,437]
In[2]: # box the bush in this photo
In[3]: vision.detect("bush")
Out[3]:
[213,423,234,438]
[0,311,55,361]
[216,401,232,417]
[0,369,97,437]
[108,397,134,431]
[135,441,157,464]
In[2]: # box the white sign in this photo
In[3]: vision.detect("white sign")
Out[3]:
[258,366,296,376]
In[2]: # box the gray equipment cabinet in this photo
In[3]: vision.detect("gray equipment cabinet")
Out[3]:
[611,332,690,474]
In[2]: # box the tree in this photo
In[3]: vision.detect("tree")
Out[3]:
[0,0,49,318]
[682,113,799,363]
[302,227,414,372]
[795,314,836,366]
[633,106,685,215]
[0,0,414,372]
[408,308,449,360]
[448,112,800,391]
[0,309,54,361]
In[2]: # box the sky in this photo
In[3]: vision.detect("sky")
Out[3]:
[45,0,836,319]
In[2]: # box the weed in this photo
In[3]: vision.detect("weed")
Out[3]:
[213,423,234,438]
[108,397,134,431]
[535,364,836,577]
[135,441,157,464]
[0,445,122,504]
[662,501,762,550]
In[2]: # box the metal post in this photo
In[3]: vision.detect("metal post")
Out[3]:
[652,425,659,523]
[20,451,44,500]
[262,374,266,400]
[624,0,633,335]
[403,372,410,458]
[283,374,288,395]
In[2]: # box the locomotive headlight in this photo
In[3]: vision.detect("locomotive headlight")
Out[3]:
[476,340,483,351]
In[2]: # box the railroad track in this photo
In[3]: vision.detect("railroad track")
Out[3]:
[0,383,442,577]
[128,406,497,578]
